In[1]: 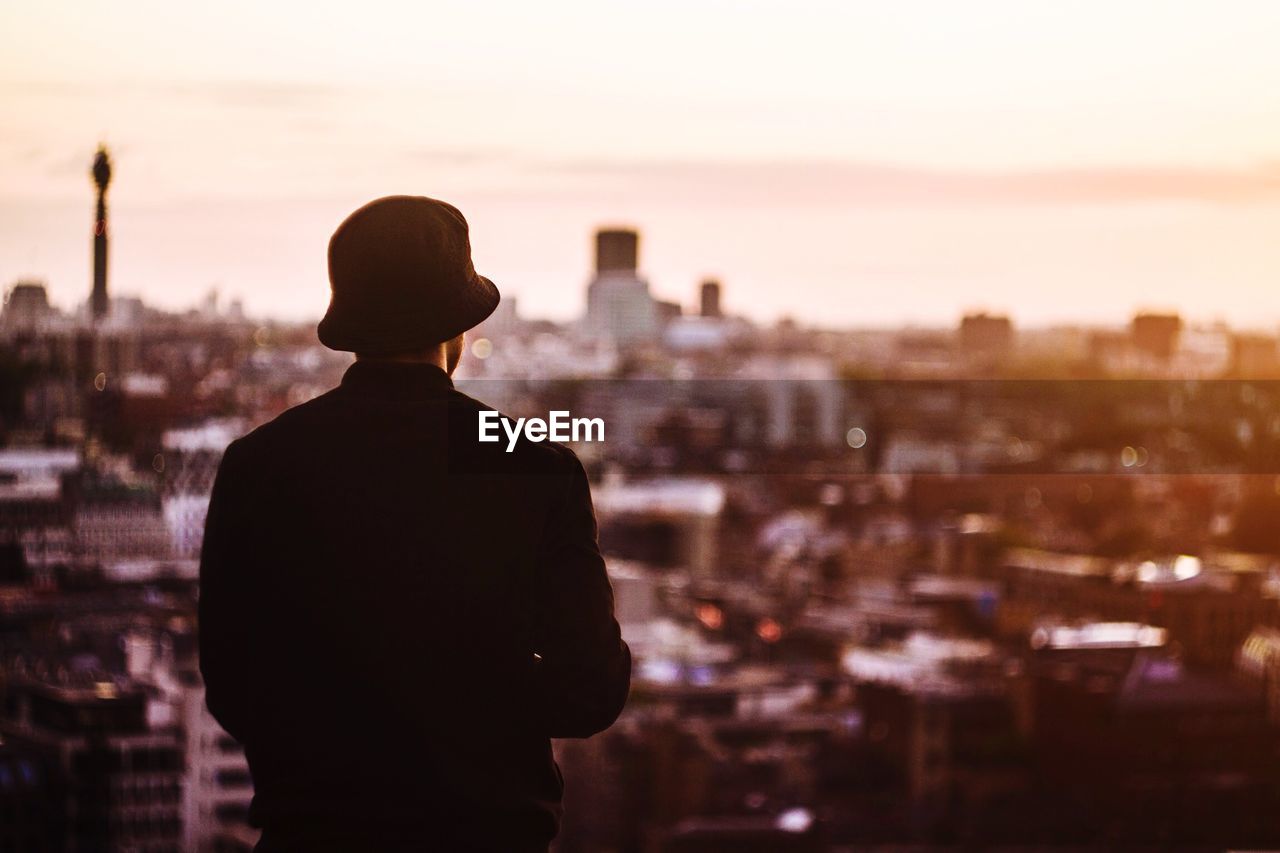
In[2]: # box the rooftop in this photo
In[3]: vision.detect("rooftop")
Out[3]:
[594,477,726,517]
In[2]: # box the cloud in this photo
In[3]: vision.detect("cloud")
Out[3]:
[398,146,515,167]
[536,159,1280,206]
[159,80,343,110]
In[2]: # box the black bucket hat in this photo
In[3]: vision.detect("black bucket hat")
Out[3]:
[317,195,500,355]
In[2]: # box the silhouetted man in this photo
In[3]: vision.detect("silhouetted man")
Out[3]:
[199,196,631,852]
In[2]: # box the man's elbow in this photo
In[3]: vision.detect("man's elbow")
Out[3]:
[546,641,632,738]
[199,651,248,742]
[202,684,247,743]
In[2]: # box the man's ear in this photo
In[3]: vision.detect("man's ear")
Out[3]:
[445,333,465,375]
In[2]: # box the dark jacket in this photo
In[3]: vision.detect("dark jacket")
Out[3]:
[198,360,631,851]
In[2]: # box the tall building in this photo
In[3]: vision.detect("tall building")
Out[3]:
[1230,333,1279,376]
[2,679,185,851]
[91,145,112,322]
[699,279,722,318]
[181,684,255,851]
[597,228,638,273]
[585,228,658,344]
[958,312,1013,360]
[160,420,245,558]
[1,280,57,332]
[1131,312,1182,360]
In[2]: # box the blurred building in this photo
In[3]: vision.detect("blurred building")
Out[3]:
[1,679,184,851]
[595,477,724,577]
[1030,630,1277,843]
[998,550,1271,668]
[699,279,723,319]
[584,228,659,345]
[73,477,172,570]
[890,331,957,377]
[180,683,255,852]
[1237,627,1280,725]
[664,316,734,353]
[160,420,242,558]
[0,447,79,578]
[857,677,1027,837]
[739,356,844,449]
[958,312,1013,363]
[1230,333,1280,376]
[557,664,843,853]
[1131,312,1183,360]
[0,734,63,850]
[1,280,59,334]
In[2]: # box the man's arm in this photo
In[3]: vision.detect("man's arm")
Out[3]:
[198,439,255,743]
[530,451,631,738]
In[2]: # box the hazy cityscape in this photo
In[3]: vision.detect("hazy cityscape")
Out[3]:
[2,136,1280,851]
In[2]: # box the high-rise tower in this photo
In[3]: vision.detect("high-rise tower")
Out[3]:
[584,228,658,344]
[90,145,112,321]
[699,279,722,318]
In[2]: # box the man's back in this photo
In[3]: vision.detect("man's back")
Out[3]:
[199,359,631,852]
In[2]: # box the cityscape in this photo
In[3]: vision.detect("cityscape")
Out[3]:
[2,143,1280,851]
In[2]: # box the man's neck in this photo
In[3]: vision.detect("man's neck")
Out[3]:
[356,347,448,371]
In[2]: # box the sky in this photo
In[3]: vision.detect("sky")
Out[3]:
[3,1,1280,327]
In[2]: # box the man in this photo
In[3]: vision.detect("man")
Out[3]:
[199,196,631,852]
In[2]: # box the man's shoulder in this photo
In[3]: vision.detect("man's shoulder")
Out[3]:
[220,384,585,476]
[222,388,344,460]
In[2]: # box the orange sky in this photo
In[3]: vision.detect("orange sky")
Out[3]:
[3,2,1280,326]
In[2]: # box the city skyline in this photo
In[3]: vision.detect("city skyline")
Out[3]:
[8,7,1280,850]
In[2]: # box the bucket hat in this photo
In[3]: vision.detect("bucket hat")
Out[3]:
[317,195,500,354]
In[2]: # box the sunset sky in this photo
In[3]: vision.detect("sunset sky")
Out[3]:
[3,1,1280,327]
